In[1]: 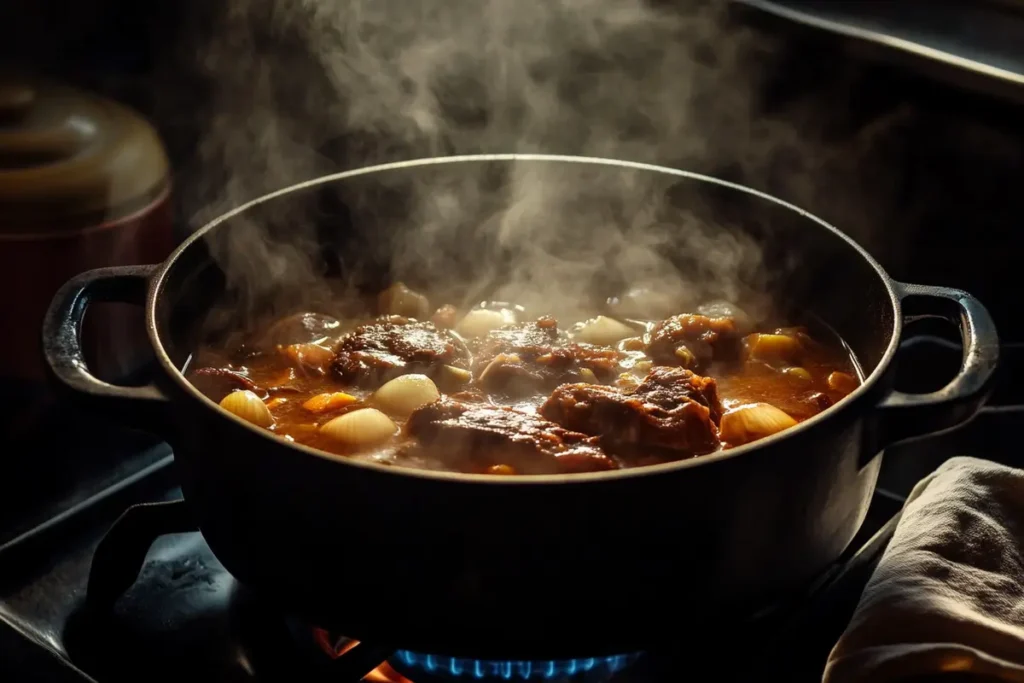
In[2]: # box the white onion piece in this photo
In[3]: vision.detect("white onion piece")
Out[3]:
[573,316,634,346]
[219,390,274,428]
[455,309,515,338]
[372,374,441,417]
[719,403,798,446]
[320,408,397,448]
[443,365,473,384]
[697,300,754,335]
[379,282,430,319]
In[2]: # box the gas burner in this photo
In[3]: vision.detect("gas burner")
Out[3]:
[0,443,911,682]
[297,623,644,682]
[388,650,643,682]
[296,626,641,683]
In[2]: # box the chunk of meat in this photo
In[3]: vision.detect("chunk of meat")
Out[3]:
[405,399,617,474]
[634,365,724,424]
[645,314,738,370]
[476,314,562,349]
[190,367,262,402]
[471,316,623,395]
[331,319,470,388]
[538,366,722,459]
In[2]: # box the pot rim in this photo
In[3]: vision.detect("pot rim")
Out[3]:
[147,154,902,485]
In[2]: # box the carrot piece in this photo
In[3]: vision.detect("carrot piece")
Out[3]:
[302,392,358,413]
[827,371,858,394]
[266,397,288,410]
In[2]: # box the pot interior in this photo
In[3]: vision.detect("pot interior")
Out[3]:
[155,157,896,385]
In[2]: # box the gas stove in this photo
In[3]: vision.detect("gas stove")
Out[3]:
[0,336,1020,683]
[0,465,902,683]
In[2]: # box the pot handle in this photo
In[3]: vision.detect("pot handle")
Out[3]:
[42,265,171,433]
[875,282,999,449]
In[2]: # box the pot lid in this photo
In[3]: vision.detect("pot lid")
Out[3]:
[0,79,169,234]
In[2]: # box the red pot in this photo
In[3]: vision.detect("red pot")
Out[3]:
[0,80,173,433]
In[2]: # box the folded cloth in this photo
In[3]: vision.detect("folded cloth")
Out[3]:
[824,457,1024,683]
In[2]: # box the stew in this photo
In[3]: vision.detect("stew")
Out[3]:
[186,283,861,475]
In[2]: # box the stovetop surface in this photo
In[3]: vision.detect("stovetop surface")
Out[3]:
[0,458,903,683]
[1,338,1022,683]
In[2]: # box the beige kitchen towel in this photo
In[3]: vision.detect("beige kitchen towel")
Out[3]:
[824,456,1024,683]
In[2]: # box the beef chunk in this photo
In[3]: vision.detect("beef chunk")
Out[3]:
[645,314,738,370]
[635,365,724,424]
[189,367,262,402]
[405,399,617,474]
[471,316,623,396]
[538,366,722,459]
[479,315,562,348]
[331,319,470,387]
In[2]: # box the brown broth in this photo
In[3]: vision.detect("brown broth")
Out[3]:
[187,300,860,475]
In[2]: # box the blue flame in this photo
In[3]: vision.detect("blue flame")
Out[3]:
[391,651,642,680]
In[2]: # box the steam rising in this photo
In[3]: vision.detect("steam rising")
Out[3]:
[178,0,909,328]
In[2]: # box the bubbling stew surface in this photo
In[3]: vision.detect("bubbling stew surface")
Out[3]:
[187,283,861,475]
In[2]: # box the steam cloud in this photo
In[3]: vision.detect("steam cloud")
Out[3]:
[172,0,911,328]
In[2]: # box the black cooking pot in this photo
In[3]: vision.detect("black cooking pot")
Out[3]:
[42,155,997,658]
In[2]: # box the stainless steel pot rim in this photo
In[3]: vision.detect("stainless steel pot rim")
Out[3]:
[147,154,903,484]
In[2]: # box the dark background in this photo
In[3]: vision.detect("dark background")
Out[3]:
[1,1,1018,336]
